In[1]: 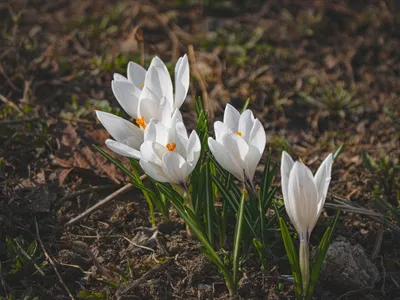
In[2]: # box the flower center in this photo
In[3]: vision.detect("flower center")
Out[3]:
[166,142,176,151]
[141,83,144,88]
[135,117,146,129]
[235,131,242,136]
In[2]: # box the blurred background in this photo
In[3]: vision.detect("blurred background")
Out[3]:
[0,0,399,299]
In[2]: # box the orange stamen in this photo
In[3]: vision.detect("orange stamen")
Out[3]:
[135,117,146,129]
[235,131,242,136]
[166,142,176,151]
[141,83,144,88]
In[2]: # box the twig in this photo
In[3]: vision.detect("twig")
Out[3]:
[13,238,45,276]
[34,216,75,300]
[188,45,213,119]
[0,93,22,113]
[56,184,120,206]
[64,181,141,227]
[0,117,40,125]
[116,258,173,298]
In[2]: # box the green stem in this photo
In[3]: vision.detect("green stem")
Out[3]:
[299,240,310,295]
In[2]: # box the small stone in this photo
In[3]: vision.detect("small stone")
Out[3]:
[320,240,380,293]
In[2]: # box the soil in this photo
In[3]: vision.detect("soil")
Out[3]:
[0,0,399,299]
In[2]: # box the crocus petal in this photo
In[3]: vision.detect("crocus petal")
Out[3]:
[105,139,141,159]
[96,111,143,149]
[127,62,147,89]
[138,86,162,123]
[140,141,168,166]
[245,145,263,181]
[144,120,168,145]
[140,159,169,182]
[186,131,201,173]
[214,121,232,143]
[238,110,254,143]
[221,133,249,172]
[174,54,189,110]
[159,96,174,126]
[249,119,266,155]
[313,153,333,213]
[113,73,129,82]
[208,138,244,181]
[111,80,140,118]
[288,162,319,240]
[147,57,174,107]
[281,151,295,217]
[167,121,187,159]
[223,104,240,132]
[162,152,188,184]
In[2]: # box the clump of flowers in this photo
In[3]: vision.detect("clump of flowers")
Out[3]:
[95,54,340,298]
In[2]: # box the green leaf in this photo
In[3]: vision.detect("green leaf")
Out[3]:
[204,159,215,246]
[305,210,340,300]
[333,144,344,161]
[278,217,302,297]
[211,174,257,238]
[253,238,267,270]
[241,98,250,112]
[232,190,246,284]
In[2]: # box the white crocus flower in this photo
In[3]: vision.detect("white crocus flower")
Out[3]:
[139,119,201,186]
[96,54,189,159]
[208,104,266,182]
[95,109,182,160]
[280,151,334,292]
[111,55,189,126]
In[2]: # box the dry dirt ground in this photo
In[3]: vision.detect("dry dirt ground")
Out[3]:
[0,0,399,299]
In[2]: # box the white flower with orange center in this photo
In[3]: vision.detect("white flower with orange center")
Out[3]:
[139,119,201,185]
[96,55,189,159]
[208,104,266,182]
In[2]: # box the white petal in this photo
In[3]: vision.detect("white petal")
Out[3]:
[140,141,168,165]
[288,162,319,240]
[223,104,240,132]
[111,80,140,118]
[214,121,232,143]
[105,139,141,159]
[313,153,333,214]
[140,159,169,182]
[238,110,254,143]
[144,120,168,146]
[159,96,174,126]
[245,145,263,181]
[96,111,143,149]
[174,54,189,110]
[208,138,244,181]
[127,62,147,89]
[138,86,162,123]
[169,109,183,125]
[221,133,249,174]
[249,119,266,155]
[113,73,129,82]
[147,57,173,107]
[281,151,295,221]
[162,152,189,184]
[167,121,187,159]
[186,130,201,173]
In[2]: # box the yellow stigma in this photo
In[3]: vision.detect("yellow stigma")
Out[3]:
[141,83,144,88]
[235,131,242,136]
[166,142,176,151]
[135,117,146,129]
